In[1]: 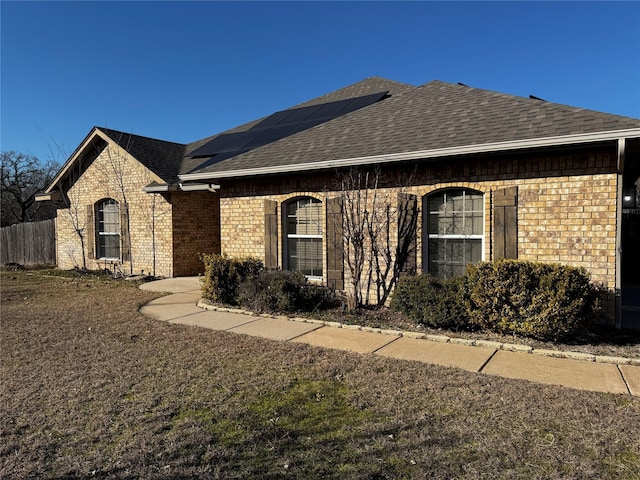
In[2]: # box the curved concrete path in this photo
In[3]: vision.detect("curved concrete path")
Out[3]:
[140,277,640,397]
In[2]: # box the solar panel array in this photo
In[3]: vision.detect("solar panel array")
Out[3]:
[187,91,388,159]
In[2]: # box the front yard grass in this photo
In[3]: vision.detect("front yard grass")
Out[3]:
[1,271,640,479]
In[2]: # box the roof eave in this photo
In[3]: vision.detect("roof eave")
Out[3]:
[35,191,62,202]
[42,127,105,194]
[142,184,177,193]
[179,128,640,181]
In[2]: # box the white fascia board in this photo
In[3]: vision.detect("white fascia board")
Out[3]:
[179,128,640,181]
[35,192,57,202]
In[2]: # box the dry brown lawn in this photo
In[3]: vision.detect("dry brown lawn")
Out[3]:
[1,271,640,479]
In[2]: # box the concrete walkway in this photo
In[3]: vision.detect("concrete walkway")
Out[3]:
[139,277,640,397]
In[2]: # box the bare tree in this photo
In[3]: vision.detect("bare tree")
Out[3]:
[58,184,89,270]
[141,169,171,277]
[333,167,418,310]
[96,135,135,275]
[1,151,59,227]
[338,168,369,310]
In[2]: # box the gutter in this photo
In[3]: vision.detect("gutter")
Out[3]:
[178,128,640,181]
[179,183,220,192]
[142,184,178,193]
[142,183,220,193]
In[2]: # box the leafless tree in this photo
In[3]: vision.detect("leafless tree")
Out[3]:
[1,151,59,227]
[59,185,89,269]
[333,167,418,310]
[97,135,135,275]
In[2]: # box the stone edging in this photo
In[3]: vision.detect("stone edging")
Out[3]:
[197,300,640,367]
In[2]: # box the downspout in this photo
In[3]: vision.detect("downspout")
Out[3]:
[616,138,626,329]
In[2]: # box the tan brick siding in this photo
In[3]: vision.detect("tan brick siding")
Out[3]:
[55,143,174,277]
[218,146,619,313]
[220,196,270,259]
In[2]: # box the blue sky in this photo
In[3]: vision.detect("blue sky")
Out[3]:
[2,1,639,164]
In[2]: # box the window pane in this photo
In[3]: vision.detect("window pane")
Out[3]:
[99,200,119,234]
[97,199,120,259]
[287,198,323,277]
[470,213,483,235]
[450,192,464,213]
[427,195,445,215]
[98,234,120,259]
[427,212,439,234]
[471,195,483,212]
[287,198,321,235]
[288,238,322,277]
[426,190,484,278]
[466,239,482,264]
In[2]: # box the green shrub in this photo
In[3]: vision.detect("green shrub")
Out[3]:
[238,270,335,313]
[199,253,263,305]
[464,260,597,340]
[390,274,469,330]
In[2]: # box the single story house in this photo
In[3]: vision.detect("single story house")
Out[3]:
[38,77,640,327]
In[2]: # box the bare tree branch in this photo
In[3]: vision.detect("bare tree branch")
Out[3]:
[1,151,59,226]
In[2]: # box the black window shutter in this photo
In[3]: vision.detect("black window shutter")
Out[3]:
[120,206,130,262]
[493,186,518,259]
[86,205,95,260]
[264,200,278,268]
[326,197,344,290]
[397,193,418,274]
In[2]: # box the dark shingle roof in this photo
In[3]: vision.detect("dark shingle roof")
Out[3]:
[98,128,186,183]
[290,76,416,108]
[179,77,415,176]
[88,78,639,184]
[188,80,640,177]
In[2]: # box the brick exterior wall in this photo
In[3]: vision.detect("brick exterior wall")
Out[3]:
[217,145,619,319]
[55,142,174,277]
[170,191,220,276]
[54,138,619,322]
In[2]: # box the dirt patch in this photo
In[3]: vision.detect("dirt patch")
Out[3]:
[2,271,640,479]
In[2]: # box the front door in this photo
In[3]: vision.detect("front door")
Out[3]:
[621,180,640,330]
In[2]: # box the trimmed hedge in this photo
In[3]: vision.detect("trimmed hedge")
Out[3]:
[390,274,469,330]
[390,260,600,341]
[238,270,335,314]
[200,254,263,305]
[465,260,597,340]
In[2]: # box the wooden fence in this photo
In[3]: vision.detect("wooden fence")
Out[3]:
[0,219,56,266]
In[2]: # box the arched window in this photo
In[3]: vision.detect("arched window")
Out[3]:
[96,199,120,260]
[423,188,483,278]
[285,197,323,279]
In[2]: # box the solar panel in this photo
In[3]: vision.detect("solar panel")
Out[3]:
[243,124,298,149]
[252,109,294,129]
[344,92,389,112]
[187,133,242,157]
[215,129,265,152]
[188,91,389,158]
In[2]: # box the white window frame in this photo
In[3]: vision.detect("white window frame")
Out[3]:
[284,197,323,281]
[423,189,484,278]
[97,199,120,261]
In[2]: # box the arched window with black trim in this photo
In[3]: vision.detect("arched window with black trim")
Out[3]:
[285,197,323,279]
[423,188,483,278]
[96,198,120,260]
